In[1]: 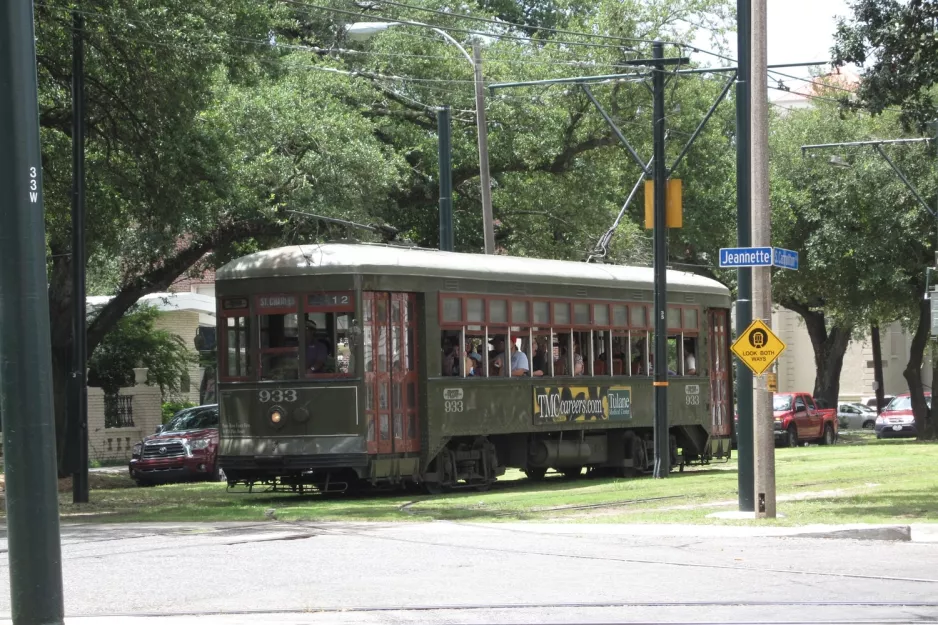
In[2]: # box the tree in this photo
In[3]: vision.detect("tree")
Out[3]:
[833,0,938,131]
[37,0,735,473]
[833,0,938,437]
[87,306,195,397]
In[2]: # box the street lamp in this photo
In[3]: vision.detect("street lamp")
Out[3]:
[346,21,496,254]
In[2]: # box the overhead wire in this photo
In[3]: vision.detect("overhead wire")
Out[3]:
[315,0,667,47]
[280,1,671,51]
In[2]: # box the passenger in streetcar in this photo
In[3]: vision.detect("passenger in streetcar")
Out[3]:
[684,339,698,375]
[532,339,547,377]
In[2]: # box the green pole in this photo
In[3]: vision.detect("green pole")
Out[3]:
[735,0,755,512]
[651,41,669,478]
[437,105,454,252]
[0,1,67,623]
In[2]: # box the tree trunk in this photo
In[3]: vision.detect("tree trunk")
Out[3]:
[780,300,852,408]
[903,299,937,439]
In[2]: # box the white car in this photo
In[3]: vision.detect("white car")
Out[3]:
[838,403,877,430]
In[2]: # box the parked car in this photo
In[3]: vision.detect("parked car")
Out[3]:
[874,393,928,439]
[129,404,222,486]
[863,396,895,413]
[838,402,877,430]
[773,392,839,447]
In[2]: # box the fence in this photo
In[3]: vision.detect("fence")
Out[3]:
[104,394,135,428]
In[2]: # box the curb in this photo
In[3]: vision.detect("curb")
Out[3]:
[792,525,912,541]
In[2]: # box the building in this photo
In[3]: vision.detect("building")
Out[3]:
[772,310,931,402]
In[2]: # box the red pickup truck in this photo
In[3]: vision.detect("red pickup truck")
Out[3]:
[774,392,838,447]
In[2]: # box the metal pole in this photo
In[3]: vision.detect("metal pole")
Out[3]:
[651,41,670,478]
[735,0,755,512]
[751,0,776,518]
[71,6,89,504]
[437,105,454,252]
[0,0,67,622]
[472,41,495,255]
[871,324,885,414]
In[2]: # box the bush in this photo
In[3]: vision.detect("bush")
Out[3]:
[162,400,197,425]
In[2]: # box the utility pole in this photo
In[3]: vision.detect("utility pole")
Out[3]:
[437,105,454,252]
[735,0,755,512]
[472,41,495,255]
[71,4,90,504]
[751,0,776,518]
[871,324,885,413]
[0,0,67,622]
[651,41,670,478]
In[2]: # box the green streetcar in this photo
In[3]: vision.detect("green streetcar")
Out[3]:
[216,242,733,492]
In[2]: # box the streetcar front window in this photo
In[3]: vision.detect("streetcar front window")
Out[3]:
[259,312,299,380]
[305,311,355,377]
[225,316,253,379]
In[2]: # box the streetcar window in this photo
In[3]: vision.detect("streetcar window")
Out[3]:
[442,297,462,322]
[441,331,460,376]
[489,300,508,324]
[533,301,549,324]
[305,312,355,377]
[467,298,484,323]
[511,301,529,324]
[667,336,680,375]
[594,304,609,327]
[685,308,699,330]
[573,331,590,375]
[612,332,630,375]
[224,316,252,379]
[630,305,647,328]
[613,305,628,327]
[668,307,682,332]
[574,303,590,326]
[259,313,299,380]
[684,337,698,375]
[553,303,570,326]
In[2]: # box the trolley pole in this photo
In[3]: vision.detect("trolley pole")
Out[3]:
[735,0,755,511]
[0,0,67,622]
[437,105,454,252]
[751,0,776,518]
[651,41,670,478]
[71,5,90,504]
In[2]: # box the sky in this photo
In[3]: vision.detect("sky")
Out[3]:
[690,0,854,79]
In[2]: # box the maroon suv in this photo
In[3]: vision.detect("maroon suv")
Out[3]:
[129,404,222,486]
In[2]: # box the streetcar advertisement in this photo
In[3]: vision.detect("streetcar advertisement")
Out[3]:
[533,385,632,423]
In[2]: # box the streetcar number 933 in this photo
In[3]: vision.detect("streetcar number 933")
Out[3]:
[258,389,297,403]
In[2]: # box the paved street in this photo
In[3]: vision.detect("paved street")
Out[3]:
[1,521,938,623]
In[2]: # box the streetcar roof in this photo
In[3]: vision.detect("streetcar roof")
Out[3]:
[216,243,730,296]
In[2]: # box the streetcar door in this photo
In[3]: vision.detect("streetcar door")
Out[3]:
[363,292,420,455]
[708,309,732,438]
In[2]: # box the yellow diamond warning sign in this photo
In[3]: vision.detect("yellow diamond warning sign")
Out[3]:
[731,319,786,376]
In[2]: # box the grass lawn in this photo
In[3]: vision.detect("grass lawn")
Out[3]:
[15,435,936,526]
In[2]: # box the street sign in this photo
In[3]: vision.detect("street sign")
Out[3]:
[766,372,778,392]
[719,246,773,268]
[731,319,787,376]
[773,247,799,270]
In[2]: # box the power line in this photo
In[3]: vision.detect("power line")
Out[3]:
[281,1,667,51]
[319,0,665,47]
[38,2,657,77]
